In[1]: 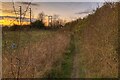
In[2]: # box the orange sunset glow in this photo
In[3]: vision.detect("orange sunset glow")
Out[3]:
[0,12,31,26]
[1,18,30,26]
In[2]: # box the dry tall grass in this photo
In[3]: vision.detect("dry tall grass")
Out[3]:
[2,31,70,78]
[74,3,119,78]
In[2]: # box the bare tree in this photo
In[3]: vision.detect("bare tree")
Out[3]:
[53,14,59,27]
[38,12,45,22]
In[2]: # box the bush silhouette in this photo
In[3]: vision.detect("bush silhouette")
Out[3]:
[31,20,45,29]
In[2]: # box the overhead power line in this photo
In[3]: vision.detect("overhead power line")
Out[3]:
[12,0,19,24]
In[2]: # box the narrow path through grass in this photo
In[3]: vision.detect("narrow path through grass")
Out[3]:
[46,33,75,78]
[71,32,85,78]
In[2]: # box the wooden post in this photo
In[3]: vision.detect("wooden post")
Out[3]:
[19,6,22,26]
[30,8,32,24]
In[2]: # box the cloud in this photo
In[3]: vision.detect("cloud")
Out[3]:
[0,9,13,13]
[0,9,20,15]
[75,11,91,14]
[0,15,36,22]
[20,2,39,6]
[0,16,18,19]
[75,9,94,15]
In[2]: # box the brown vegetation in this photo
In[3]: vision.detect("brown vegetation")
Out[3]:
[72,2,119,78]
[2,2,119,78]
[2,31,70,78]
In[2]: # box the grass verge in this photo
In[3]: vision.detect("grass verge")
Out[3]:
[46,33,75,78]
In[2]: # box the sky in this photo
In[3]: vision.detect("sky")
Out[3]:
[32,2,103,20]
[1,2,104,19]
[0,2,104,25]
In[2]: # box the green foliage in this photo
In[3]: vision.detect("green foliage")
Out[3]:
[58,34,75,78]
[31,20,45,29]
[9,25,21,31]
[47,33,75,78]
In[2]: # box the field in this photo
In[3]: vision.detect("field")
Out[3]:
[2,30,71,78]
[2,2,119,78]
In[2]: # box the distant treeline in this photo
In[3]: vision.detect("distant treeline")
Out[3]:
[2,20,63,31]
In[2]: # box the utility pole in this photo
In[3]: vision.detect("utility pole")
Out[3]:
[30,8,32,24]
[19,6,22,26]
